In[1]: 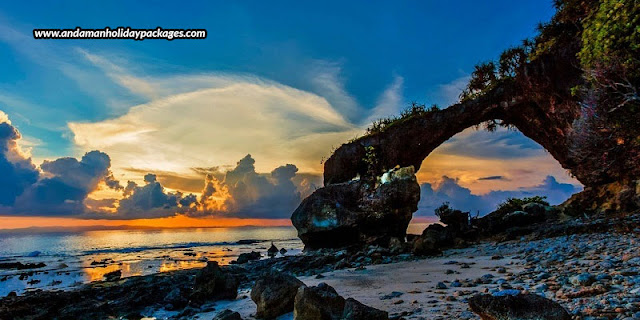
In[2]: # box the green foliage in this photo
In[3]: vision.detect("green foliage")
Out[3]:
[434,202,454,218]
[498,47,528,78]
[460,62,497,101]
[363,145,378,179]
[568,1,640,182]
[579,0,640,74]
[481,119,516,132]
[365,102,439,135]
[531,0,594,60]
[494,196,549,215]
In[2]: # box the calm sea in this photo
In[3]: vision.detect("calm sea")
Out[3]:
[0,223,430,296]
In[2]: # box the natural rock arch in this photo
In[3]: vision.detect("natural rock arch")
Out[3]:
[292,51,639,249]
[323,83,582,188]
[292,84,580,249]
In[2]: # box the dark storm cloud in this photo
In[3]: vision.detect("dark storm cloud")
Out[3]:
[417,175,582,217]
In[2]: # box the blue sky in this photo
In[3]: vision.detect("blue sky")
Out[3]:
[1,0,553,159]
[1,1,582,221]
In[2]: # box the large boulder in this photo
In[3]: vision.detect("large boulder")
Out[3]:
[190,262,238,302]
[412,224,454,256]
[342,298,389,320]
[293,283,387,320]
[232,251,261,264]
[294,283,345,320]
[251,271,306,319]
[468,293,570,320]
[291,166,420,249]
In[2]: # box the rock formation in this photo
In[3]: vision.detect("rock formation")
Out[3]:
[190,261,238,303]
[293,282,388,320]
[251,271,306,319]
[468,293,571,320]
[291,166,419,248]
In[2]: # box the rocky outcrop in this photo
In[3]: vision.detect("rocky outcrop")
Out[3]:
[0,263,242,319]
[294,283,346,319]
[562,180,640,216]
[342,298,389,320]
[232,251,261,264]
[412,224,454,256]
[104,270,122,282]
[291,166,419,249]
[468,293,570,320]
[251,271,306,319]
[190,261,238,303]
[293,283,388,320]
[472,203,554,236]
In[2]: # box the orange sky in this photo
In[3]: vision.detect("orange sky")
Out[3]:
[0,215,292,230]
[0,214,437,230]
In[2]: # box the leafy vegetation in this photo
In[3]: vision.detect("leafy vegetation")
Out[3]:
[365,102,440,135]
[434,202,455,219]
[579,1,640,74]
[363,145,378,180]
[460,62,498,101]
[459,0,639,182]
[434,202,470,229]
[571,0,640,183]
[494,196,550,216]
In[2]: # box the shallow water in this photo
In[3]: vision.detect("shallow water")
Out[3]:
[0,226,302,296]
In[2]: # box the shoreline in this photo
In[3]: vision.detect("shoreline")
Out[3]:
[195,230,640,319]
[1,213,639,319]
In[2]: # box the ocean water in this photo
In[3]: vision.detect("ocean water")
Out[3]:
[0,226,302,296]
[0,223,432,296]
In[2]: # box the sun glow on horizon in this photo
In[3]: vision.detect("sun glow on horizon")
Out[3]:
[0,215,292,230]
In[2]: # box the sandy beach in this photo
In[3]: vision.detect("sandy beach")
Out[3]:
[201,253,519,320]
[191,229,640,320]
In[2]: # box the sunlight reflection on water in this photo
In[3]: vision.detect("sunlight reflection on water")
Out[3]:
[0,222,435,295]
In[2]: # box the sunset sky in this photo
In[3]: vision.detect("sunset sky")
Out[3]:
[0,1,582,229]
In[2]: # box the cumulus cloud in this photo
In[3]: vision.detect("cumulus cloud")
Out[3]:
[0,116,39,207]
[196,155,302,219]
[13,150,122,215]
[0,113,320,219]
[115,173,182,218]
[417,126,583,195]
[0,112,121,215]
[416,175,582,217]
[108,154,305,219]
